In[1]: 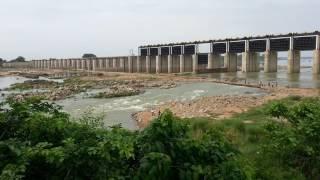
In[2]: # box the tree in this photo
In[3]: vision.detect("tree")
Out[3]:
[0,58,5,67]
[82,54,97,58]
[11,56,25,62]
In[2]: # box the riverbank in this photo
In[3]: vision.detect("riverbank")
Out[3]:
[2,69,320,129]
[133,87,320,128]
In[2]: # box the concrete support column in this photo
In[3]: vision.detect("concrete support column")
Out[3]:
[81,59,86,70]
[99,59,104,70]
[39,60,42,69]
[86,59,91,71]
[288,50,300,73]
[56,60,60,69]
[53,60,56,69]
[156,55,161,73]
[120,58,125,72]
[105,59,110,71]
[59,59,62,69]
[224,53,237,72]
[71,59,75,69]
[208,53,221,69]
[44,60,47,69]
[112,58,117,71]
[49,60,53,69]
[92,59,96,71]
[76,59,80,70]
[168,55,173,73]
[62,59,66,69]
[192,54,198,74]
[264,51,278,72]
[68,59,72,69]
[128,56,133,73]
[208,53,214,69]
[312,50,320,74]
[146,56,151,73]
[137,56,141,73]
[179,55,185,73]
[242,52,259,72]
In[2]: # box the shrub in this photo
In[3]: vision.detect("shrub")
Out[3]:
[263,98,320,179]
[0,99,249,179]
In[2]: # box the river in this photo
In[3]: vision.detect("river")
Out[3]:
[0,58,319,129]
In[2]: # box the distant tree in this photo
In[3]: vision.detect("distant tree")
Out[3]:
[82,54,97,58]
[11,56,25,62]
[0,58,4,67]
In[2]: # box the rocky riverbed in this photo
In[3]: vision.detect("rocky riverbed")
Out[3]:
[133,87,320,128]
[5,72,179,101]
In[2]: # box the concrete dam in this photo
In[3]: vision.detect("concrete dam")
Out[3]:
[7,31,320,74]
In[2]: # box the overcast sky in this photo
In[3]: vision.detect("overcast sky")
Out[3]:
[0,0,319,60]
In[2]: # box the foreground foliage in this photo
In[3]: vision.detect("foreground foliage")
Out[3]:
[263,98,320,179]
[0,97,246,179]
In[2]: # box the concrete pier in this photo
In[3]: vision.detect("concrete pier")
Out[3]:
[120,58,125,72]
[208,53,221,69]
[76,59,80,70]
[60,59,64,69]
[146,56,151,73]
[192,54,198,73]
[179,55,185,73]
[62,59,67,69]
[242,52,259,72]
[168,55,173,73]
[51,60,54,69]
[99,59,104,70]
[92,59,96,71]
[288,50,301,73]
[137,56,141,73]
[128,56,133,73]
[312,50,320,74]
[105,58,110,70]
[81,59,86,70]
[86,59,91,71]
[264,51,278,72]
[224,53,237,72]
[112,58,117,71]
[156,55,161,73]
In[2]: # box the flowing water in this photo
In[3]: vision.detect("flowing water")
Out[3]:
[200,58,320,88]
[56,82,264,129]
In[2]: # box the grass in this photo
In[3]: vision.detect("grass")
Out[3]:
[183,96,308,179]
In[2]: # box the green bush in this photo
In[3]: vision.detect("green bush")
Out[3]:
[262,98,320,179]
[0,98,248,179]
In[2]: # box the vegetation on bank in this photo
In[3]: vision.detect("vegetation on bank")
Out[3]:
[0,96,319,179]
[92,90,142,99]
[0,97,246,179]
[8,80,59,90]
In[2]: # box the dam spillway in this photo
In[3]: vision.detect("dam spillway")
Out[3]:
[4,31,320,74]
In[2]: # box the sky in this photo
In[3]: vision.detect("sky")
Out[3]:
[0,0,319,60]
